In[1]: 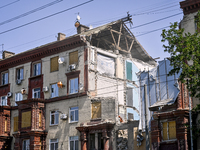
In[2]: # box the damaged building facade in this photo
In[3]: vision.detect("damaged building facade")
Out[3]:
[0,17,156,150]
[138,59,190,150]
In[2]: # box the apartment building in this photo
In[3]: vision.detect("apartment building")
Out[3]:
[0,17,156,150]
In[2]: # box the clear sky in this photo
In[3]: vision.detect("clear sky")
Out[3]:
[0,0,183,61]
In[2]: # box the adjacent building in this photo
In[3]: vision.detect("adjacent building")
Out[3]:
[0,17,156,150]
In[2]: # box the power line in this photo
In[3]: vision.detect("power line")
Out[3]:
[0,0,63,26]
[0,0,94,35]
[0,0,20,9]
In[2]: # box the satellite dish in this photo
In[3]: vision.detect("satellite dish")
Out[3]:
[58,57,65,64]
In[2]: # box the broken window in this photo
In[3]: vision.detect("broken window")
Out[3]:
[91,102,101,119]
[97,53,115,77]
[69,51,78,65]
[162,121,176,140]
[50,56,59,72]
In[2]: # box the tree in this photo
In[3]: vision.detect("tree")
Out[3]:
[161,11,200,100]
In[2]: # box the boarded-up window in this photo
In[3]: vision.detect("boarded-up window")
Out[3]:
[5,118,7,132]
[39,112,42,127]
[50,56,59,72]
[162,121,176,140]
[92,102,101,119]
[126,61,132,81]
[14,116,18,132]
[22,111,31,128]
[69,51,78,65]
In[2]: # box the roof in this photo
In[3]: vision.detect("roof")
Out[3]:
[79,20,156,66]
[148,98,174,111]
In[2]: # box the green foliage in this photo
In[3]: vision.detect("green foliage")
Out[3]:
[161,11,200,99]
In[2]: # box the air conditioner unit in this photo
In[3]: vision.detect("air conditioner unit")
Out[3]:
[7,92,12,98]
[60,114,68,120]
[43,86,49,92]
[68,64,76,71]
[16,79,22,85]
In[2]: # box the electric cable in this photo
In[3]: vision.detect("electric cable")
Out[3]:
[0,0,20,9]
[0,0,94,35]
[0,0,63,26]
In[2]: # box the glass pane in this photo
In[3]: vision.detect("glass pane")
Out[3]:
[75,140,78,150]
[55,143,58,150]
[50,143,54,150]
[70,79,74,93]
[55,84,59,97]
[71,111,74,121]
[20,68,24,79]
[34,64,37,76]
[55,113,59,124]
[70,141,74,150]
[74,78,78,93]
[126,61,132,81]
[75,110,78,121]
[38,63,41,75]
[71,107,78,110]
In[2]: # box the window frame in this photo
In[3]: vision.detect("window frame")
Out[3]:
[1,96,7,106]
[50,139,58,150]
[32,61,41,76]
[69,107,79,123]
[22,139,30,150]
[69,136,79,150]
[16,67,24,80]
[1,71,8,85]
[50,110,59,126]
[69,77,79,94]
[15,93,23,106]
[51,83,59,98]
[161,120,176,141]
[32,88,41,98]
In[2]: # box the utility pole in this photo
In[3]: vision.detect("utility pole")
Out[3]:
[144,84,149,150]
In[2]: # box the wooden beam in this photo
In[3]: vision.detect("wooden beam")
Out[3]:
[117,23,123,47]
[110,30,117,46]
[124,36,129,51]
[111,29,135,40]
[128,39,134,52]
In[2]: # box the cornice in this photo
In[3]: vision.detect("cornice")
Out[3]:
[0,35,86,71]
[180,0,200,15]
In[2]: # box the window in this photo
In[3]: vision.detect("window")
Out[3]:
[51,84,59,98]
[32,88,40,98]
[91,102,101,119]
[69,51,78,65]
[15,93,23,106]
[50,111,59,125]
[33,62,41,76]
[22,139,30,150]
[162,121,176,140]
[70,107,78,122]
[69,136,78,150]
[90,133,104,150]
[1,96,7,106]
[69,78,78,94]
[50,139,58,150]
[97,53,115,77]
[50,56,59,72]
[21,111,31,128]
[1,72,8,85]
[16,68,23,80]
[126,61,132,81]
[14,116,18,132]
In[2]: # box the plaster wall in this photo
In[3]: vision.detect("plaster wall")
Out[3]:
[42,46,85,99]
[45,96,90,150]
[9,62,31,106]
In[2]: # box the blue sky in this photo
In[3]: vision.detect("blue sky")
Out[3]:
[0,0,183,60]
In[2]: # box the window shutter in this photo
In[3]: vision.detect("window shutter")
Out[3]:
[92,102,101,119]
[162,122,168,140]
[69,51,78,65]
[14,116,18,132]
[169,121,176,139]
[126,61,132,81]
[127,88,133,106]
[22,111,31,128]
[50,56,59,72]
